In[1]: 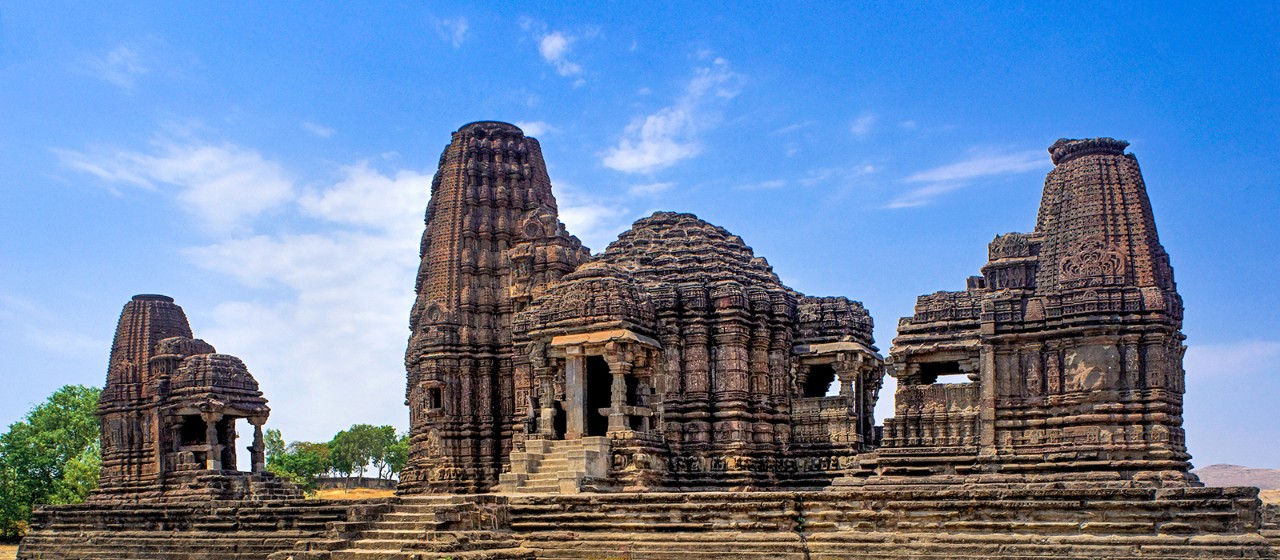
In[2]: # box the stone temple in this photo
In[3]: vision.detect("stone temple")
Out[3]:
[18,122,1280,559]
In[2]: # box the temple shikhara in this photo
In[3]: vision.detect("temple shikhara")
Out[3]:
[18,123,1279,560]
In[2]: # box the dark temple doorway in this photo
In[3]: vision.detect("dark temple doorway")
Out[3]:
[585,356,612,437]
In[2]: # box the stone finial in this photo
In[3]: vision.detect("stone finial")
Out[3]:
[1048,137,1130,165]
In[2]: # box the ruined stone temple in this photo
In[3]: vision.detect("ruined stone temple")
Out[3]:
[19,123,1280,560]
[92,294,299,502]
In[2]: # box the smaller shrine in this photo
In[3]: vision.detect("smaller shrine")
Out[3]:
[92,294,298,502]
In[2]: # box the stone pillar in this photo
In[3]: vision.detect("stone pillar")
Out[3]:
[606,346,632,433]
[536,371,556,437]
[564,353,585,439]
[202,412,223,470]
[978,346,997,458]
[248,417,267,473]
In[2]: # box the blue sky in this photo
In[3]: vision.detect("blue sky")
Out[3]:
[2,3,1278,469]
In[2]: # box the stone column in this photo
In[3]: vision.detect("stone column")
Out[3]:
[536,371,556,437]
[248,416,267,473]
[202,412,223,470]
[606,346,632,433]
[564,352,585,439]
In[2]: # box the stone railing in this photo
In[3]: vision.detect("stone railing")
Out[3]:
[883,383,979,449]
[791,396,857,445]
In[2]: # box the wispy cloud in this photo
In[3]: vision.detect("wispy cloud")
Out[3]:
[773,121,815,135]
[521,19,588,81]
[187,162,430,442]
[302,121,335,138]
[887,149,1048,209]
[626,181,675,196]
[554,183,632,252]
[434,17,469,48]
[1185,340,1280,378]
[736,179,787,191]
[850,113,877,138]
[87,45,150,90]
[514,120,554,137]
[602,57,743,174]
[55,138,296,233]
[0,294,101,355]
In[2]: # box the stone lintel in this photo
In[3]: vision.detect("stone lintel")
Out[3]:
[550,329,661,349]
[794,341,883,360]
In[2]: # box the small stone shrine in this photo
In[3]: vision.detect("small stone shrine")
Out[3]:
[94,294,298,502]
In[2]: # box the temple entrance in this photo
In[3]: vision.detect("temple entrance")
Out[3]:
[585,356,612,437]
[553,401,567,439]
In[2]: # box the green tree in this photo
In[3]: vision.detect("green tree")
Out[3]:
[330,424,400,481]
[385,432,409,479]
[264,430,332,493]
[264,428,287,464]
[0,384,102,539]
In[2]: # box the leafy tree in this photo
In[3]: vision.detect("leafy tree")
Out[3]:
[264,428,287,464]
[0,385,101,539]
[264,430,332,493]
[330,424,401,481]
[385,432,409,479]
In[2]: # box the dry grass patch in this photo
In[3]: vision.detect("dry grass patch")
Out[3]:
[1,544,18,560]
[310,488,396,500]
[1261,489,1280,504]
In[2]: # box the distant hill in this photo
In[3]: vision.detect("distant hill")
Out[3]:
[1194,464,1280,489]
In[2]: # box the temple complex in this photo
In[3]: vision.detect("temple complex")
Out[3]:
[400,122,883,494]
[18,123,1280,560]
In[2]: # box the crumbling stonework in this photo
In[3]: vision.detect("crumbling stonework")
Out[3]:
[94,294,300,502]
[835,137,1195,489]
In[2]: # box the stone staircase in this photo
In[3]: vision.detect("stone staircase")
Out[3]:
[269,495,530,560]
[498,437,611,494]
[509,492,807,559]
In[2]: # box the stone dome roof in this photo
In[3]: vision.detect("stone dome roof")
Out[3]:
[597,212,784,287]
[515,261,656,336]
[172,354,261,394]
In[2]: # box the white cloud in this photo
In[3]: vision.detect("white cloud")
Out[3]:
[538,31,582,77]
[626,181,675,196]
[186,163,431,442]
[434,17,469,48]
[0,294,100,355]
[1185,340,1280,378]
[514,120,554,137]
[773,121,815,135]
[887,149,1049,209]
[55,140,295,233]
[736,179,787,191]
[850,113,877,138]
[554,184,632,252]
[602,57,742,174]
[87,45,150,90]
[302,121,335,138]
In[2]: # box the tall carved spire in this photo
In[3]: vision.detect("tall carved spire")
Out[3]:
[1037,138,1179,301]
[877,138,1195,487]
[98,295,194,490]
[401,121,588,493]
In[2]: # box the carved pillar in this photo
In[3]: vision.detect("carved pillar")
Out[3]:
[564,353,585,439]
[606,345,632,433]
[202,411,223,470]
[248,416,266,473]
[536,370,556,437]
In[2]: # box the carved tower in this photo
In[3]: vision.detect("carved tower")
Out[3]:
[871,138,1193,486]
[400,121,589,493]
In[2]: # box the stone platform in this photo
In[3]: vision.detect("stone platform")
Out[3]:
[262,485,1280,560]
